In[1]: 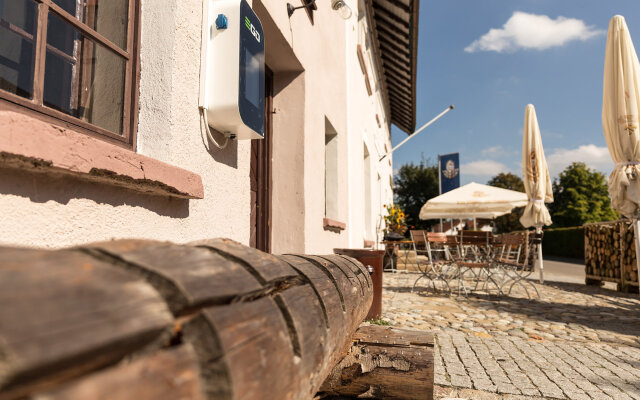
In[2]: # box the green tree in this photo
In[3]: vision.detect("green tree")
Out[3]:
[549,162,619,227]
[393,160,439,231]
[487,172,525,233]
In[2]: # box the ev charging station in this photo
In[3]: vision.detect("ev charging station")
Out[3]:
[200,0,265,140]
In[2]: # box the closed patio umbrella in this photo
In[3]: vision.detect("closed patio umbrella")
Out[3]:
[519,104,553,284]
[602,15,640,293]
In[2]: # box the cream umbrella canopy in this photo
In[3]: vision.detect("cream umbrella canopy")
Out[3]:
[419,182,528,220]
[602,15,640,293]
[519,104,553,284]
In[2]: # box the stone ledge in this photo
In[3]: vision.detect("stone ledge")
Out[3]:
[0,111,204,199]
[323,218,346,232]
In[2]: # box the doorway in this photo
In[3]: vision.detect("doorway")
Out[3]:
[250,68,273,252]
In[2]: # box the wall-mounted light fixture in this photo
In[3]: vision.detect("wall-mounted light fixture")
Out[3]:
[287,0,316,17]
[286,0,352,20]
[331,0,352,19]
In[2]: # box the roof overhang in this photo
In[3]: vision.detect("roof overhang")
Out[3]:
[367,0,419,134]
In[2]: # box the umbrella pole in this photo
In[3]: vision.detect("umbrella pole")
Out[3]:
[634,219,640,294]
[536,225,544,284]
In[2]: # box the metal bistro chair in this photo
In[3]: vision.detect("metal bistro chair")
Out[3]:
[410,231,452,294]
[454,230,502,296]
[495,231,541,299]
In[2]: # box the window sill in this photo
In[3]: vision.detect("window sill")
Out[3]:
[0,111,204,199]
[363,240,375,248]
[323,218,346,232]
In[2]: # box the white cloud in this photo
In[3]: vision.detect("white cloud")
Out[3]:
[546,144,612,178]
[465,12,603,53]
[460,160,511,179]
[481,145,518,157]
[481,146,504,156]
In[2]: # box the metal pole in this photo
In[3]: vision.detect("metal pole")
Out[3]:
[536,225,544,284]
[379,105,454,162]
[439,155,443,232]
[634,219,640,294]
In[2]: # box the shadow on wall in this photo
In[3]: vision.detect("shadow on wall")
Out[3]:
[199,112,239,169]
[0,168,190,218]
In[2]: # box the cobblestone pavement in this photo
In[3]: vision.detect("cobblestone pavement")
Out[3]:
[381,272,640,400]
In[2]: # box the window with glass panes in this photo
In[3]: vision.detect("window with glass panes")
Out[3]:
[0,0,138,146]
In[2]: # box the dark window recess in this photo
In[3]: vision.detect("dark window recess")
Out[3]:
[44,12,125,134]
[0,0,138,147]
[0,0,37,99]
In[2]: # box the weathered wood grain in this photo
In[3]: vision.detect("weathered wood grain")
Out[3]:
[183,296,297,400]
[354,325,434,347]
[81,240,263,315]
[292,255,372,321]
[317,255,368,295]
[192,238,298,283]
[0,248,173,399]
[32,345,206,400]
[320,325,434,400]
[320,254,371,289]
[275,285,329,397]
[0,240,374,400]
[181,251,373,400]
[279,254,345,328]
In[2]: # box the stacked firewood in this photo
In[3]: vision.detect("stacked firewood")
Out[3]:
[620,222,640,283]
[584,223,621,279]
[584,221,639,285]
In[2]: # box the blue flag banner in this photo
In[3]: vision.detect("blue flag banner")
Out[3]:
[439,153,460,194]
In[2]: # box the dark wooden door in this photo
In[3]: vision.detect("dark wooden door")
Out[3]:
[250,68,273,252]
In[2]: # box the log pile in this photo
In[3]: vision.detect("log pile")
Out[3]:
[0,238,434,400]
[620,222,639,284]
[584,221,639,290]
[584,223,621,279]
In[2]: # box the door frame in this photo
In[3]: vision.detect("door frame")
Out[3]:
[250,67,273,252]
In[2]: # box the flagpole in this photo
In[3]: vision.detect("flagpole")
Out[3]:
[438,154,443,232]
[379,105,454,162]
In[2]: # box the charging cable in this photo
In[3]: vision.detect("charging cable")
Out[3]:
[199,106,230,149]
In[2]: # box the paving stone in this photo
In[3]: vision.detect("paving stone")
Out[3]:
[450,374,473,388]
[381,272,640,400]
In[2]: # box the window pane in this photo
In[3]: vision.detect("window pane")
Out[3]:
[44,12,125,135]
[52,0,129,49]
[0,0,37,99]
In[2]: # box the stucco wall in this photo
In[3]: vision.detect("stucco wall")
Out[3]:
[0,0,250,248]
[258,0,393,254]
[0,0,395,253]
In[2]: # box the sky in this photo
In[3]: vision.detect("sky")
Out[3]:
[390,0,640,185]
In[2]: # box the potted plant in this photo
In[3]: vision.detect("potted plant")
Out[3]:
[382,204,408,241]
[382,204,409,270]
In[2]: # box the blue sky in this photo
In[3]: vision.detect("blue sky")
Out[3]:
[390,0,640,185]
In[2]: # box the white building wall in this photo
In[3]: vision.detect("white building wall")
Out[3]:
[0,0,397,253]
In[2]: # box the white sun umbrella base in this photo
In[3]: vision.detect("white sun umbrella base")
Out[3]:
[603,15,640,293]
[519,104,554,284]
[419,182,528,220]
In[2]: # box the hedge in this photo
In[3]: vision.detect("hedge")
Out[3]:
[541,226,584,260]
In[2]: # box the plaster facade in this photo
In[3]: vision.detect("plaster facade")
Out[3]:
[0,0,395,254]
